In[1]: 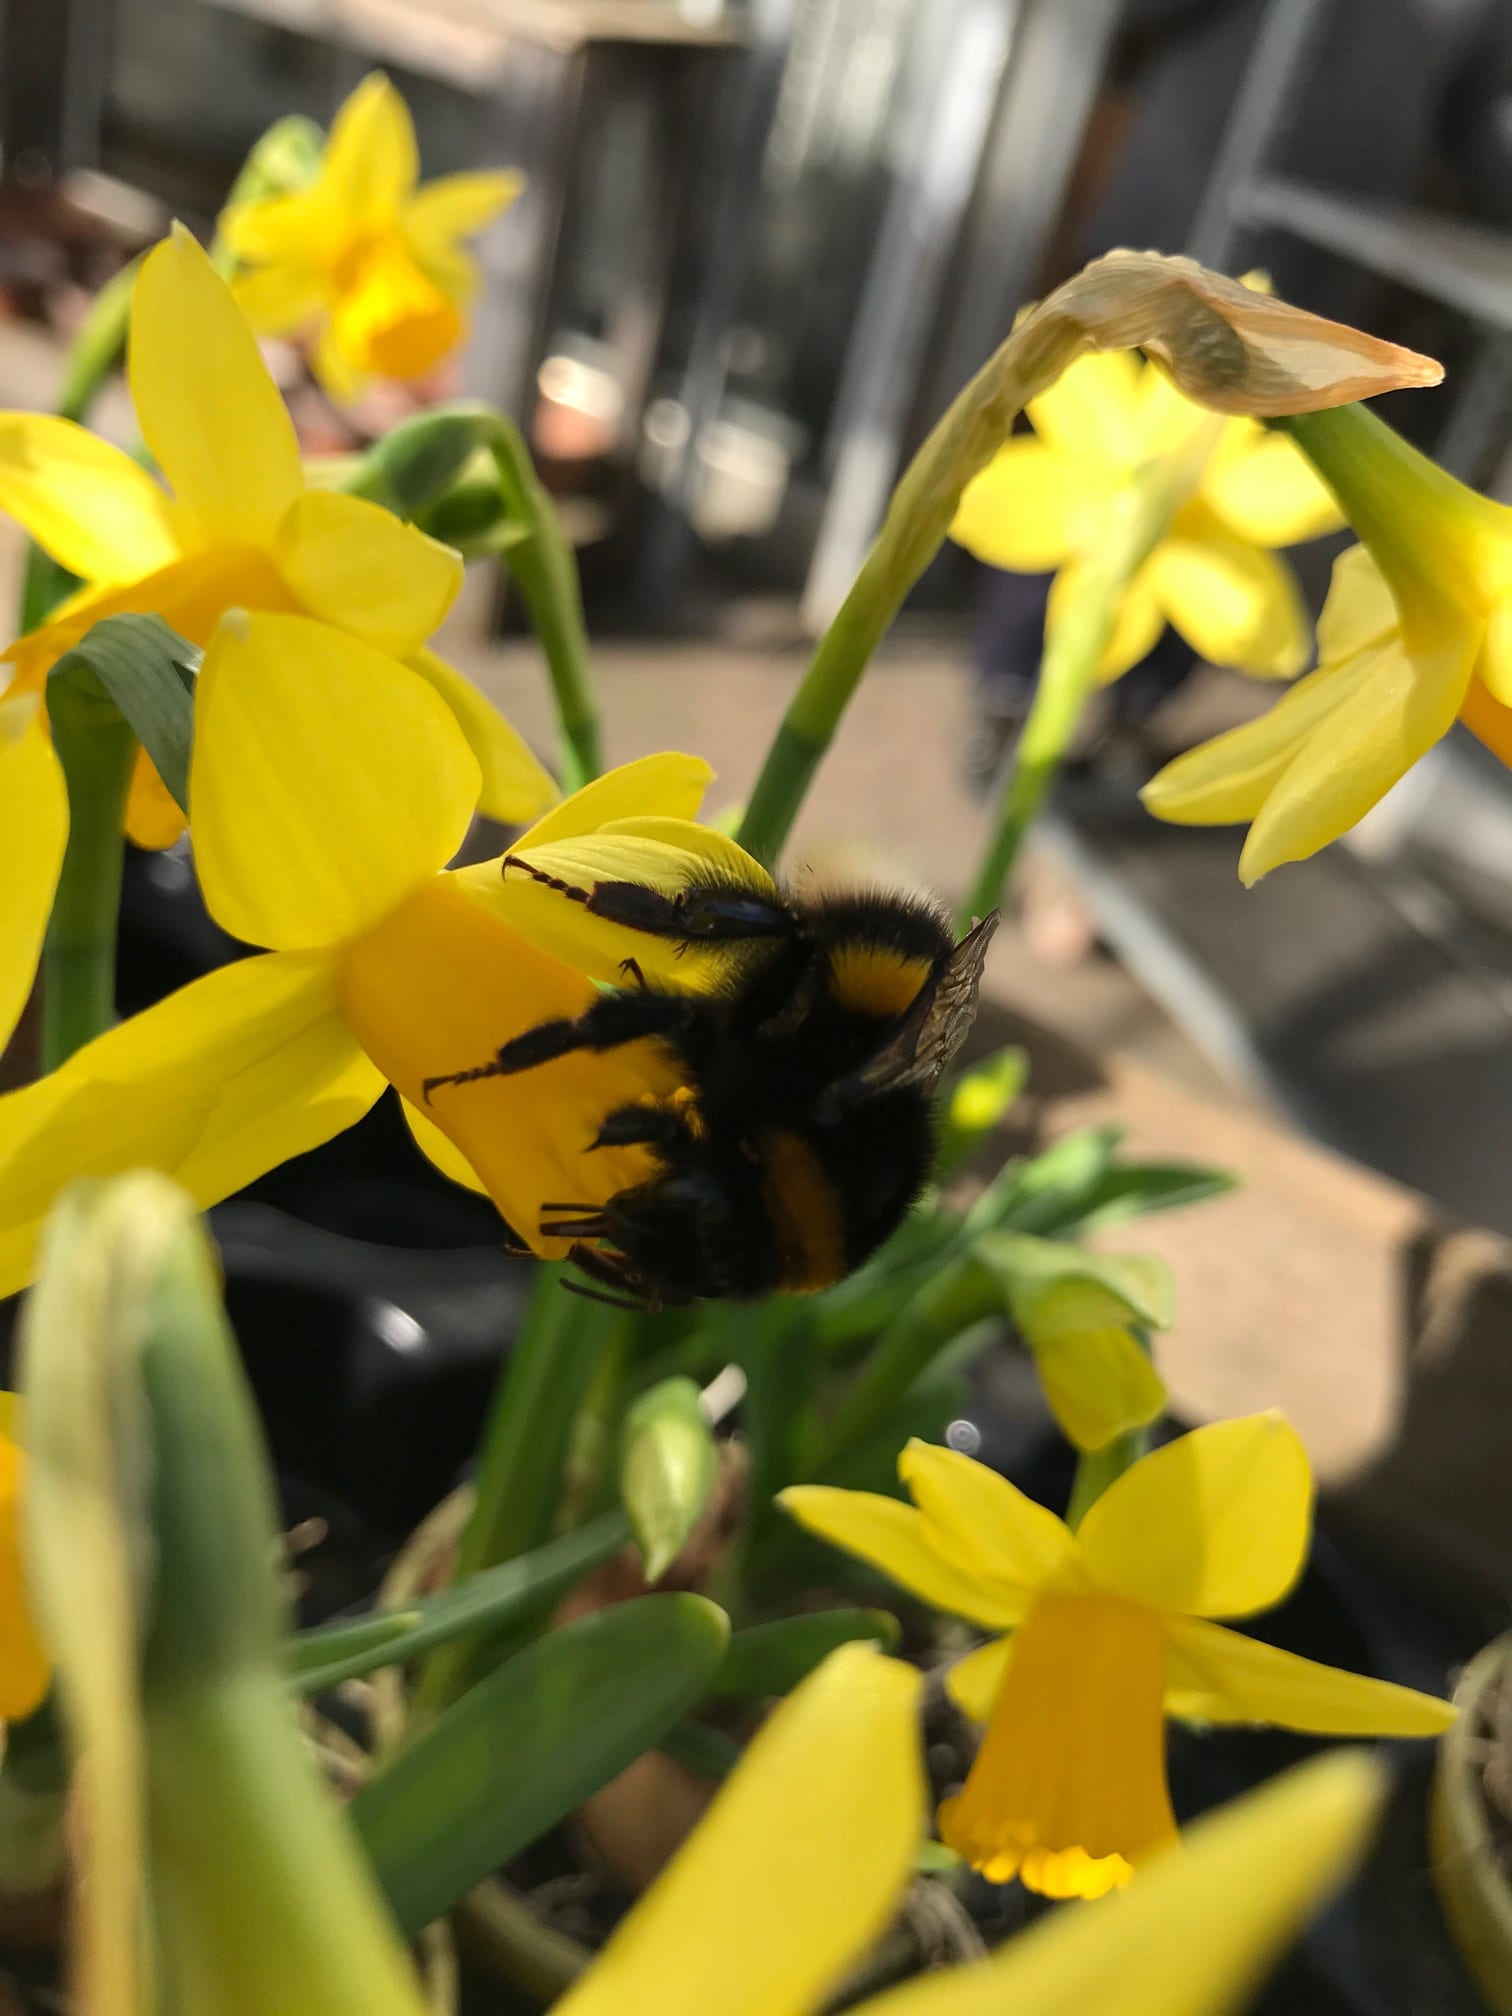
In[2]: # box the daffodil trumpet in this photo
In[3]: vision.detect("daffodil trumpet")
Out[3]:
[736,251,1439,866]
[1144,400,1512,878]
[783,1418,1455,1900]
[552,1637,1391,2016]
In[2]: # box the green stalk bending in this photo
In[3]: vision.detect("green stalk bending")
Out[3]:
[484,413,602,790]
[41,679,136,1070]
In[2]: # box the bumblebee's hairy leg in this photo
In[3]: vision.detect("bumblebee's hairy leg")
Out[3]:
[590,1101,697,1152]
[422,991,696,1101]
[504,858,795,943]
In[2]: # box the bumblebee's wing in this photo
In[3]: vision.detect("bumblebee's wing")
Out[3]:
[824,912,999,1112]
[493,817,796,991]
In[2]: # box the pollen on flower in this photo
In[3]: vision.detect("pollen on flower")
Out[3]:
[938,1589,1177,1901]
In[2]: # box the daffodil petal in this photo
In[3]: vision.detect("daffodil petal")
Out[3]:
[322,74,418,226]
[0,414,177,582]
[0,952,381,1298]
[399,1096,487,1194]
[949,439,1114,573]
[481,822,781,991]
[943,1634,1013,1723]
[402,171,522,257]
[1202,426,1345,547]
[1316,544,1400,663]
[777,1486,1020,1628]
[862,1753,1384,2016]
[1140,657,1359,827]
[1077,1413,1312,1619]
[129,227,303,548]
[554,1645,924,2016]
[1030,1323,1168,1453]
[1237,620,1477,884]
[5,547,300,692]
[1026,350,1144,464]
[337,879,681,1257]
[406,647,557,824]
[452,756,725,985]
[123,744,186,851]
[0,1429,49,1719]
[0,699,64,1051]
[191,611,480,950]
[274,491,462,655]
[518,754,714,847]
[1166,1617,1456,1736]
[1145,518,1310,677]
[221,188,346,266]
[231,261,328,336]
[1047,559,1165,684]
[896,1440,1077,1597]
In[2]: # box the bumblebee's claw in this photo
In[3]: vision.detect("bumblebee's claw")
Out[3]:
[422,1060,505,1103]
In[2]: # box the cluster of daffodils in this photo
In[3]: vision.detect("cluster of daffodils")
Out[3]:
[953,288,1512,883]
[0,67,1489,2016]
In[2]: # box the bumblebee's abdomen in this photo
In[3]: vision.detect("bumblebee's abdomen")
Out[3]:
[755,1127,849,1292]
[826,944,933,1020]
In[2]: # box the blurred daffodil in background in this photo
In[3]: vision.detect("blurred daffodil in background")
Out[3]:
[949,335,1343,683]
[0,226,548,847]
[1144,403,1512,880]
[0,609,708,1297]
[555,1639,1388,2016]
[222,73,521,401]
[0,1395,50,1723]
[783,1417,1453,1900]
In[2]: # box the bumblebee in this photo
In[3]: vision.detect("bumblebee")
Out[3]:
[423,855,998,1309]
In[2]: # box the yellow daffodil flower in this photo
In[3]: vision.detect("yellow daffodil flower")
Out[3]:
[221,73,521,402]
[0,1395,49,1722]
[0,609,709,1298]
[782,1415,1453,1901]
[950,339,1343,681]
[554,1638,1386,2016]
[0,225,550,848]
[0,695,67,1054]
[1143,403,1512,880]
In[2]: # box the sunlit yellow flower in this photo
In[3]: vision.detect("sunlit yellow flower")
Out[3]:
[0,1394,49,1721]
[0,609,708,1297]
[0,225,550,846]
[950,336,1343,681]
[221,74,521,402]
[782,1416,1453,1901]
[554,1638,1386,2016]
[1143,403,1512,880]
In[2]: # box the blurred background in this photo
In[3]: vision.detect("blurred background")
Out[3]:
[4,0,1512,1237]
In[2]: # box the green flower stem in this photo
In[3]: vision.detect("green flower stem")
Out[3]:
[812,1259,1003,1477]
[958,458,1198,931]
[1282,404,1499,601]
[483,413,602,791]
[411,1278,622,1716]
[40,680,136,1071]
